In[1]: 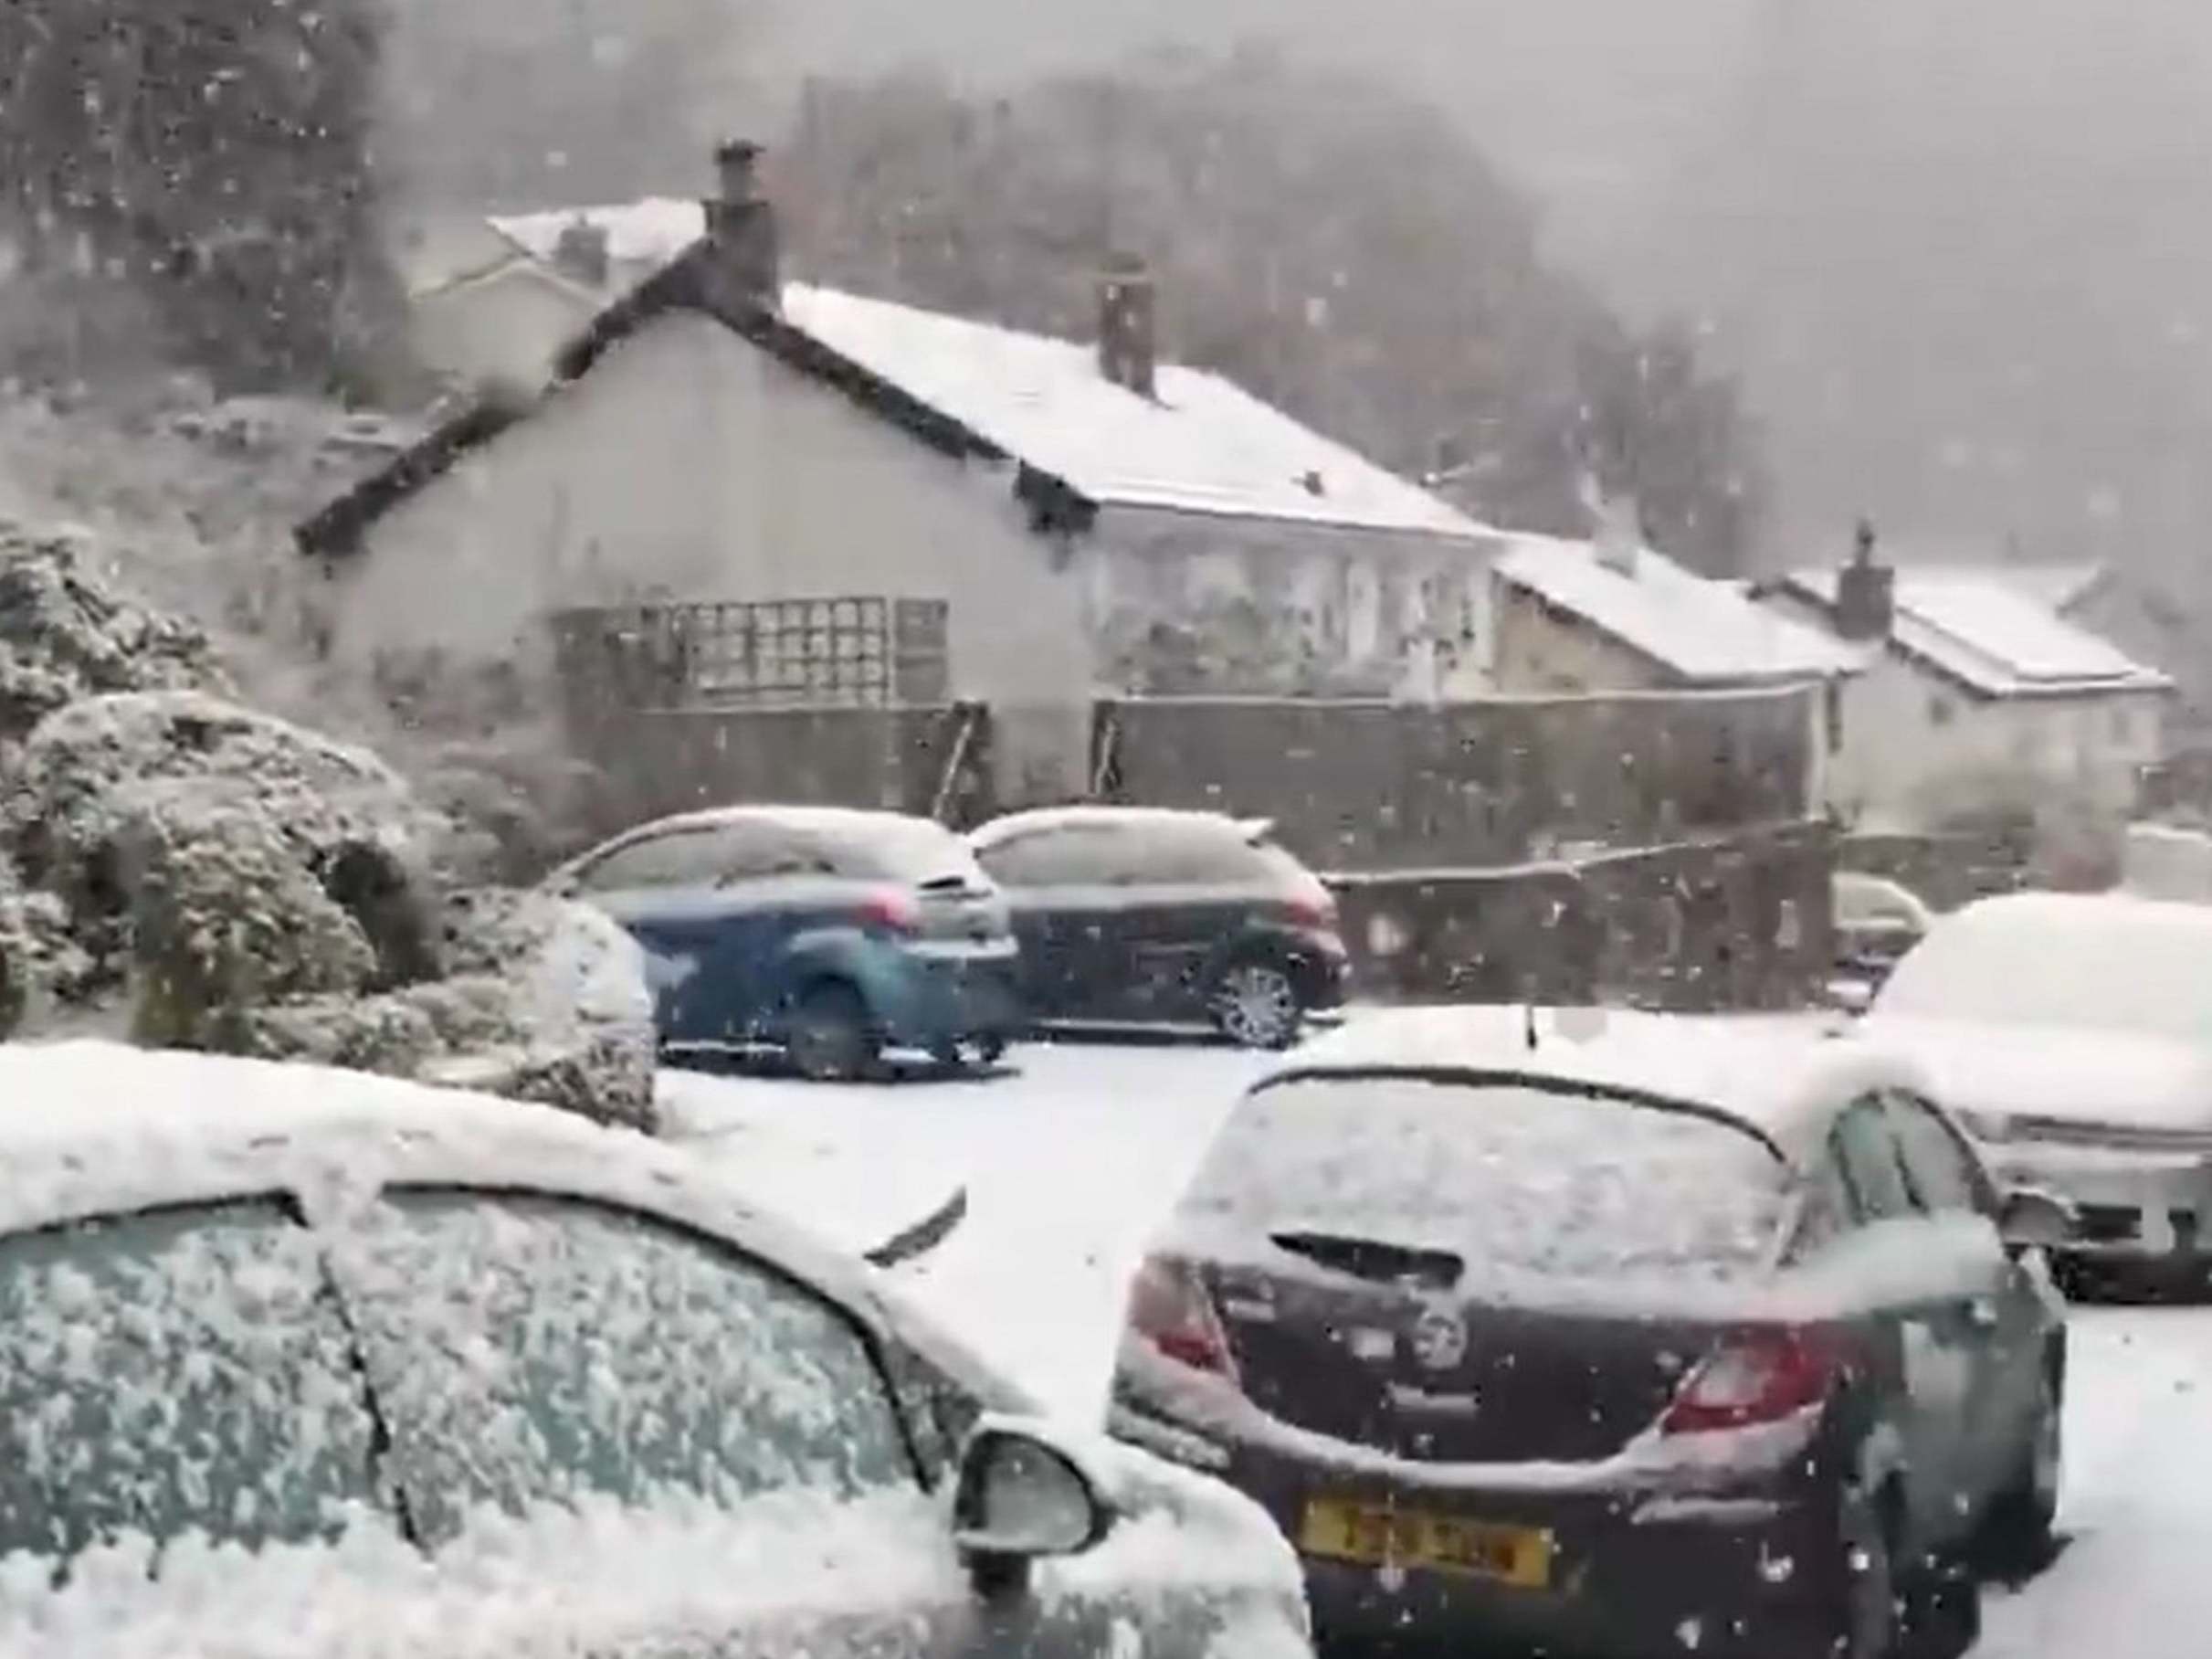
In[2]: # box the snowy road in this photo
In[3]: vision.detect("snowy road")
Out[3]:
[660,1038,2212,1657]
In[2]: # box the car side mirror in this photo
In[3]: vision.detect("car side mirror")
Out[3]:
[1998,1186,2076,1252]
[953,1422,1114,1596]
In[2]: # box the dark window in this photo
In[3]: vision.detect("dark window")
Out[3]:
[1127,821,1299,885]
[1886,1094,1993,1215]
[0,1200,381,1566]
[339,1191,912,1545]
[1831,1097,1921,1221]
[576,826,742,891]
[974,825,1131,886]
[806,819,985,886]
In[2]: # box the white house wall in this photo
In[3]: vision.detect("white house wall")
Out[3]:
[326,310,1097,721]
[1489,579,1670,695]
[1088,505,1502,697]
[410,269,597,396]
[1816,639,2164,829]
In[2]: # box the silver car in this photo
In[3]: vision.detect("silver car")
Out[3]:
[1866,890,2212,1294]
[0,1041,1311,1658]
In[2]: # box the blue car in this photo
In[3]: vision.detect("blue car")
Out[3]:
[554,805,1024,1078]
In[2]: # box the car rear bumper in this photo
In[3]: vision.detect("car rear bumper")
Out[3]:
[1294,932,1351,1011]
[1110,1400,1832,1659]
[880,950,1026,1045]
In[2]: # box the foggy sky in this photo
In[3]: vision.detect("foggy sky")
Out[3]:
[743,0,2212,586]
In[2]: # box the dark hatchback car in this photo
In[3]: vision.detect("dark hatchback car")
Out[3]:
[1108,1009,2072,1659]
[555,805,1022,1078]
[0,1042,1311,1657]
[966,807,1348,1049]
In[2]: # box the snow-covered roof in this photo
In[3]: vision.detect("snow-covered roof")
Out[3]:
[778,283,1494,539]
[1498,534,1859,685]
[490,197,708,274]
[1989,561,2107,614]
[1782,567,2170,698]
[968,805,1264,849]
[1263,1006,1921,1161]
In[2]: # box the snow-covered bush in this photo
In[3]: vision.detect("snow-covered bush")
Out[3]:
[234,889,658,1131]
[0,525,232,765]
[0,534,656,1127]
[2,691,445,1002]
[123,798,383,1049]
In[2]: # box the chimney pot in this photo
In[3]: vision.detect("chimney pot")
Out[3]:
[1097,255,1157,398]
[551,217,610,289]
[1835,518,1894,641]
[703,139,779,311]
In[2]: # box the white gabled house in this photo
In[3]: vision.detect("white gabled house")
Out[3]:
[396,197,710,397]
[302,144,1506,794]
[1755,534,2174,829]
[1490,533,1858,695]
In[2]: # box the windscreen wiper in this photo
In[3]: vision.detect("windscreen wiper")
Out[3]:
[1269,1230,1464,1290]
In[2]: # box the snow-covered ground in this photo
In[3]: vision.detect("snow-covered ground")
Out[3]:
[662,1033,2212,1659]
[660,1039,1267,1417]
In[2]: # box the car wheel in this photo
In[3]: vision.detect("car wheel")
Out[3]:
[1896,1555,1981,1659]
[1975,1368,2061,1580]
[787,982,880,1082]
[1208,960,1302,1049]
[972,1033,1007,1064]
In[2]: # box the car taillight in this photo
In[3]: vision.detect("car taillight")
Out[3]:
[858,887,921,935]
[1125,1254,1240,1383]
[1660,1326,1838,1435]
[1283,883,1338,931]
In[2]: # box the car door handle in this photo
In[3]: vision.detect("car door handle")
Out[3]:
[1966,1296,2001,1329]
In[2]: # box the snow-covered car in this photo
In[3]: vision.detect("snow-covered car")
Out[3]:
[0,1041,1311,1659]
[552,805,1024,1079]
[1830,871,1936,999]
[1866,891,2212,1290]
[1108,1007,2070,1659]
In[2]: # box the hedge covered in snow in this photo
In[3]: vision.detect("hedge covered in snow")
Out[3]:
[0,529,656,1128]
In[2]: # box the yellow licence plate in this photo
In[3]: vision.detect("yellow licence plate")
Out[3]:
[1300,1496,1554,1589]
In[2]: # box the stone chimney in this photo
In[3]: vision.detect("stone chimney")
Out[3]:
[1835,518,1895,641]
[551,217,610,289]
[1097,255,1156,398]
[703,138,779,310]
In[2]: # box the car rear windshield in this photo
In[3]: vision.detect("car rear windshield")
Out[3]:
[813,818,988,888]
[1175,1073,1788,1287]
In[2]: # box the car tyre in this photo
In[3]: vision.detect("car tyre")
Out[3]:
[1208,960,1302,1050]
[1895,1555,1981,1659]
[787,982,880,1082]
[1974,1368,2061,1580]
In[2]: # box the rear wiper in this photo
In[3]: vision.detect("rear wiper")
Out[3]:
[1269,1230,1464,1290]
[916,874,974,893]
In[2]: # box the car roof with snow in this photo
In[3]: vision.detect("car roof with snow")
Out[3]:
[968,805,1269,846]
[568,802,966,866]
[0,1041,890,1311]
[1916,888,2212,944]
[1258,1006,1921,1158]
